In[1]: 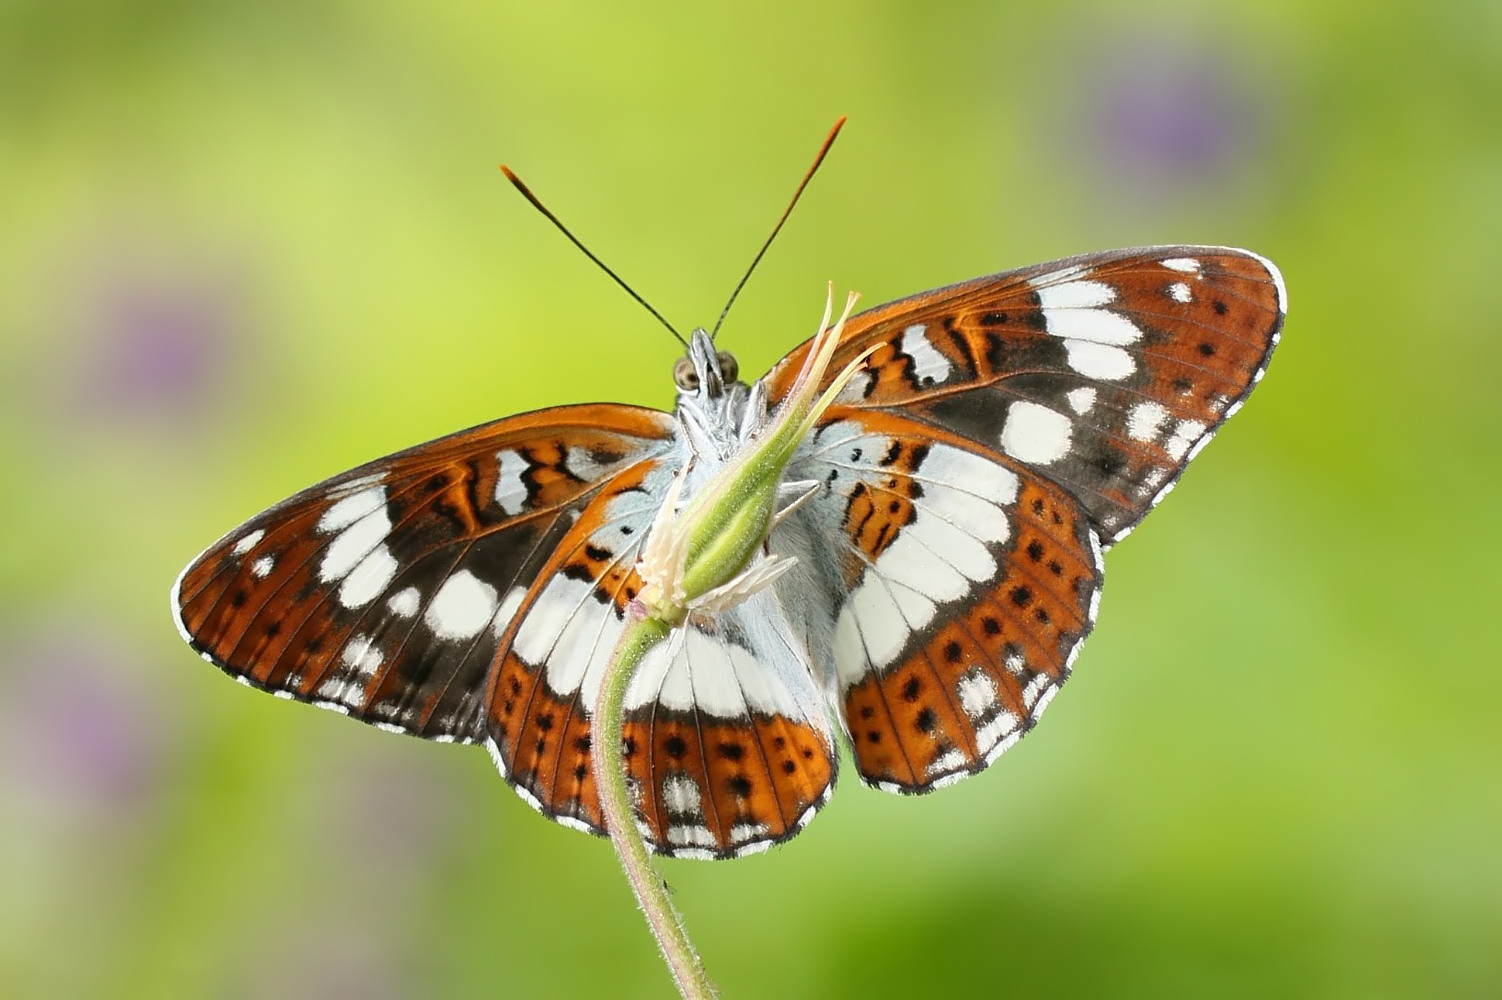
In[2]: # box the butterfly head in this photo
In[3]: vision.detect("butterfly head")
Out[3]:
[673,328,759,460]
[673,328,741,398]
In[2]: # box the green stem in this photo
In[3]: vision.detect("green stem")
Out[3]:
[591,610,718,1000]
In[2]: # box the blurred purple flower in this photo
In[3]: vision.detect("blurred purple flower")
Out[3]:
[218,752,452,998]
[1066,32,1267,198]
[0,621,169,817]
[32,228,256,429]
[68,263,244,423]
[230,928,413,1000]
[320,747,459,867]
[77,274,235,416]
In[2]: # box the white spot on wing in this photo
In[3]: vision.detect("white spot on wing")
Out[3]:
[730,822,769,843]
[1169,281,1192,303]
[338,544,398,608]
[957,671,999,721]
[835,369,874,404]
[514,577,582,663]
[514,783,544,813]
[977,710,1020,748]
[1001,401,1073,464]
[827,439,1031,685]
[667,825,716,849]
[844,581,909,670]
[492,586,527,638]
[556,815,594,834]
[922,444,1020,507]
[387,586,420,618]
[338,473,386,493]
[485,737,510,778]
[626,618,809,720]
[900,503,998,582]
[1066,387,1096,414]
[425,570,499,640]
[1126,401,1170,443]
[1022,674,1051,711]
[1034,684,1059,717]
[650,639,696,712]
[1162,257,1201,273]
[1043,306,1143,346]
[319,498,392,583]
[663,773,702,817]
[911,478,1009,539]
[232,529,264,556]
[983,730,1023,764]
[341,633,383,678]
[494,450,528,517]
[1164,419,1207,460]
[636,628,751,717]
[899,324,953,385]
[887,578,938,625]
[833,607,869,687]
[726,640,803,719]
[316,675,366,707]
[538,581,625,705]
[927,748,967,776]
[250,555,275,579]
[1027,264,1090,286]
[880,532,969,604]
[1062,339,1135,380]
[1035,280,1116,310]
[318,487,386,534]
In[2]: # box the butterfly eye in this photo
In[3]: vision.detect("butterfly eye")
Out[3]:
[715,351,739,384]
[673,357,700,390]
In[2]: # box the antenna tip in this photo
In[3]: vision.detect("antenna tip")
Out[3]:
[499,165,539,201]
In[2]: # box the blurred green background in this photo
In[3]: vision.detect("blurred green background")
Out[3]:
[2,1,1498,997]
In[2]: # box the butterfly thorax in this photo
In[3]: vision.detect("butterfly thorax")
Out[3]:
[673,328,762,467]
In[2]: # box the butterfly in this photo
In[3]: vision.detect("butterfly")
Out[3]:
[172,242,1284,860]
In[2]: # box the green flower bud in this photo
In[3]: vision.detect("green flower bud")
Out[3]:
[637,286,873,626]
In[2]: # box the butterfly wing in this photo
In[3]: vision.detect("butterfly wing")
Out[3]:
[172,403,676,744]
[768,246,1285,544]
[770,247,1284,791]
[174,401,836,857]
[482,458,836,858]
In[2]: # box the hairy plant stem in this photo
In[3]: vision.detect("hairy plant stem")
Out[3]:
[591,609,717,1000]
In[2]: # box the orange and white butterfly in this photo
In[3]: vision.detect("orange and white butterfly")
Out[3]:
[172,238,1283,859]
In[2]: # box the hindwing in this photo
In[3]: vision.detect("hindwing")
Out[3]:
[786,412,1102,790]
[482,460,837,858]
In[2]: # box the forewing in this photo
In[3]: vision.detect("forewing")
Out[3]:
[172,404,676,744]
[788,414,1102,792]
[484,459,836,858]
[766,246,1285,543]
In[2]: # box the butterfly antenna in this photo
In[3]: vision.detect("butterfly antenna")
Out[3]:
[710,116,846,340]
[500,164,688,349]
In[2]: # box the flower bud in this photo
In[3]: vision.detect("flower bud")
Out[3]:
[636,285,872,625]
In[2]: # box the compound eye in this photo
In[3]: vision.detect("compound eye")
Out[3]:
[715,351,739,384]
[673,357,700,391]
